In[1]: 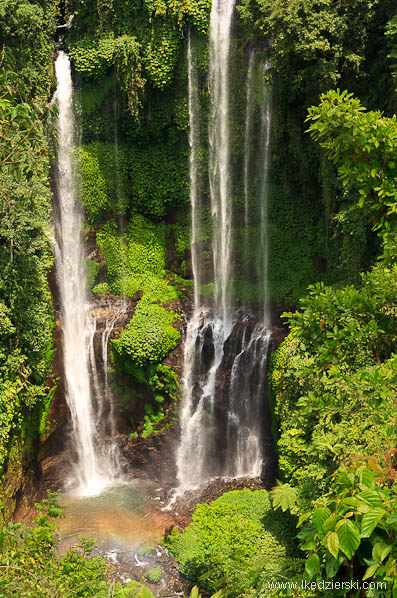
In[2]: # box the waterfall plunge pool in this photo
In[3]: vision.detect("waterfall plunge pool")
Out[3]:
[58,482,170,553]
[55,481,189,594]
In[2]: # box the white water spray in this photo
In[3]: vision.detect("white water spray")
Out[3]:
[259,61,272,326]
[208,0,236,333]
[53,52,120,496]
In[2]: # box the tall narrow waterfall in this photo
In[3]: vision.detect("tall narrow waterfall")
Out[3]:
[53,52,120,496]
[177,9,277,489]
[208,0,236,331]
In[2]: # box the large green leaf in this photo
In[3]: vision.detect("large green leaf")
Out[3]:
[360,508,386,538]
[323,514,339,533]
[336,519,360,559]
[270,483,298,512]
[327,532,340,559]
[312,507,331,534]
[357,490,383,507]
[305,553,321,580]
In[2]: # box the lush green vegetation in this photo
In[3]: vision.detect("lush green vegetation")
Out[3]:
[1,0,396,596]
[0,0,57,520]
[265,91,396,596]
[0,491,222,598]
[167,489,304,597]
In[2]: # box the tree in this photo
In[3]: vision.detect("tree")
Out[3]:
[306,89,397,244]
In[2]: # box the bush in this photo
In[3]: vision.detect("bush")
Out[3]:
[297,462,397,597]
[112,301,180,369]
[166,489,299,597]
[146,567,161,583]
[271,263,397,508]
[96,216,178,304]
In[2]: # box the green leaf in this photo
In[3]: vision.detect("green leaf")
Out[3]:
[325,552,343,578]
[360,508,386,538]
[270,483,298,512]
[327,532,340,559]
[363,564,379,581]
[357,490,382,506]
[297,512,312,527]
[312,507,331,533]
[190,587,199,598]
[301,541,316,550]
[336,519,360,559]
[372,541,392,563]
[323,514,339,533]
[305,553,321,580]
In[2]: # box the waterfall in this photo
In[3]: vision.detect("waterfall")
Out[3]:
[53,51,121,496]
[259,61,272,326]
[176,34,208,487]
[244,52,255,232]
[177,7,276,489]
[208,0,236,332]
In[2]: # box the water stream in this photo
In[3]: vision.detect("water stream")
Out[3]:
[53,51,122,496]
[177,8,275,489]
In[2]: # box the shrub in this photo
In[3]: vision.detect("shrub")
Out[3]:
[146,567,161,583]
[112,301,180,369]
[166,489,298,597]
[297,462,397,596]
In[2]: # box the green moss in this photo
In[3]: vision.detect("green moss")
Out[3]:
[79,143,129,222]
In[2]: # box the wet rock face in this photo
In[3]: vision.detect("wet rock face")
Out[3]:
[182,317,281,486]
[121,426,179,487]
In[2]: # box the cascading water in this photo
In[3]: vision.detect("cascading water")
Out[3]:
[208,0,236,330]
[53,51,122,496]
[177,6,276,489]
[259,60,272,326]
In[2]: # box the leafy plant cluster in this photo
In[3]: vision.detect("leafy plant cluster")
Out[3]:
[66,0,211,116]
[80,141,188,221]
[94,215,177,303]
[112,301,180,370]
[0,491,218,598]
[0,2,57,516]
[0,0,57,98]
[296,462,396,595]
[306,90,397,245]
[166,489,302,598]
[271,263,396,508]
[268,90,396,595]
[237,0,395,108]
